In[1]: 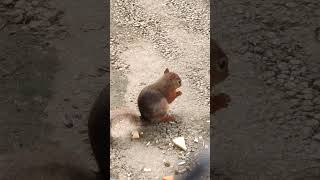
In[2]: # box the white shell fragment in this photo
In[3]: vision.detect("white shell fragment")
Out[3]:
[173,137,187,151]
[194,138,199,143]
[143,168,151,172]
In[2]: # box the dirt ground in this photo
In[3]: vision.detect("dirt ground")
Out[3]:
[0,0,106,179]
[212,0,320,179]
[110,0,210,179]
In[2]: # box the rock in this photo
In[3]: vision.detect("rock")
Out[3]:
[177,160,186,166]
[173,137,187,151]
[28,20,42,29]
[313,80,320,88]
[303,93,313,100]
[302,127,313,138]
[278,62,289,70]
[12,14,24,23]
[313,133,320,141]
[263,71,275,79]
[163,160,170,167]
[306,120,319,129]
[15,0,26,9]
[303,100,313,106]
[314,114,320,120]
[302,106,313,112]
[31,0,39,6]
[285,2,297,8]
[45,10,63,24]
[2,0,14,6]
[290,58,302,65]
[143,168,151,172]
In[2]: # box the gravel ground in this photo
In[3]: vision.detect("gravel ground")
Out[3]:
[212,0,320,179]
[0,0,106,179]
[110,0,210,179]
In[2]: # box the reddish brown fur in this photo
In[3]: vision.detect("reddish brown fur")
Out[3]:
[138,68,182,122]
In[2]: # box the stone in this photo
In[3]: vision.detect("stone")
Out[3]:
[313,80,320,88]
[163,160,170,167]
[278,62,289,70]
[177,160,186,166]
[143,168,151,172]
[313,133,320,141]
[289,59,301,65]
[306,120,319,129]
[314,114,320,120]
[12,14,24,23]
[15,0,26,9]
[28,20,42,29]
[2,0,14,6]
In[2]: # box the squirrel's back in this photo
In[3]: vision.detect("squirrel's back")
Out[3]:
[88,86,108,179]
[137,69,182,122]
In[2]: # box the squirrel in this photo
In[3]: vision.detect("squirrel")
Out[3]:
[137,68,182,123]
[88,86,108,179]
[210,38,231,113]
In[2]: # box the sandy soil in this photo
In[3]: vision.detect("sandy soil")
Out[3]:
[110,0,210,179]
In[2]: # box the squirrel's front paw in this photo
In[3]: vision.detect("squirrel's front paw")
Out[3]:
[161,114,176,122]
[176,91,182,96]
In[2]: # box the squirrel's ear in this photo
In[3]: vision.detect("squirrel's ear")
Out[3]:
[169,73,175,79]
[164,68,169,74]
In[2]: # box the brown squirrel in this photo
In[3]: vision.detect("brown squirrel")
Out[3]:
[211,38,231,113]
[137,68,182,123]
[88,86,108,179]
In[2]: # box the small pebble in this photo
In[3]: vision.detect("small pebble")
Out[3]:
[143,168,151,172]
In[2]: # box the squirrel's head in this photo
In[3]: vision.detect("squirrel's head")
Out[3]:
[163,68,182,88]
[211,39,229,85]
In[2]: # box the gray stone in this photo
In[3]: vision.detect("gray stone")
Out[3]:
[303,100,313,106]
[302,105,313,112]
[28,20,42,29]
[278,62,289,70]
[313,80,320,88]
[306,120,319,129]
[265,50,273,57]
[12,14,24,23]
[313,133,320,141]
[2,0,14,5]
[15,0,26,9]
[284,82,296,89]
[289,59,301,65]
[303,127,313,138]
[314,114,320,120]
[303,94,313,100]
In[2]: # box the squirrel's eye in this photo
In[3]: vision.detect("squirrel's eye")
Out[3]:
[217,57,228,71]
[219,60,226,69]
